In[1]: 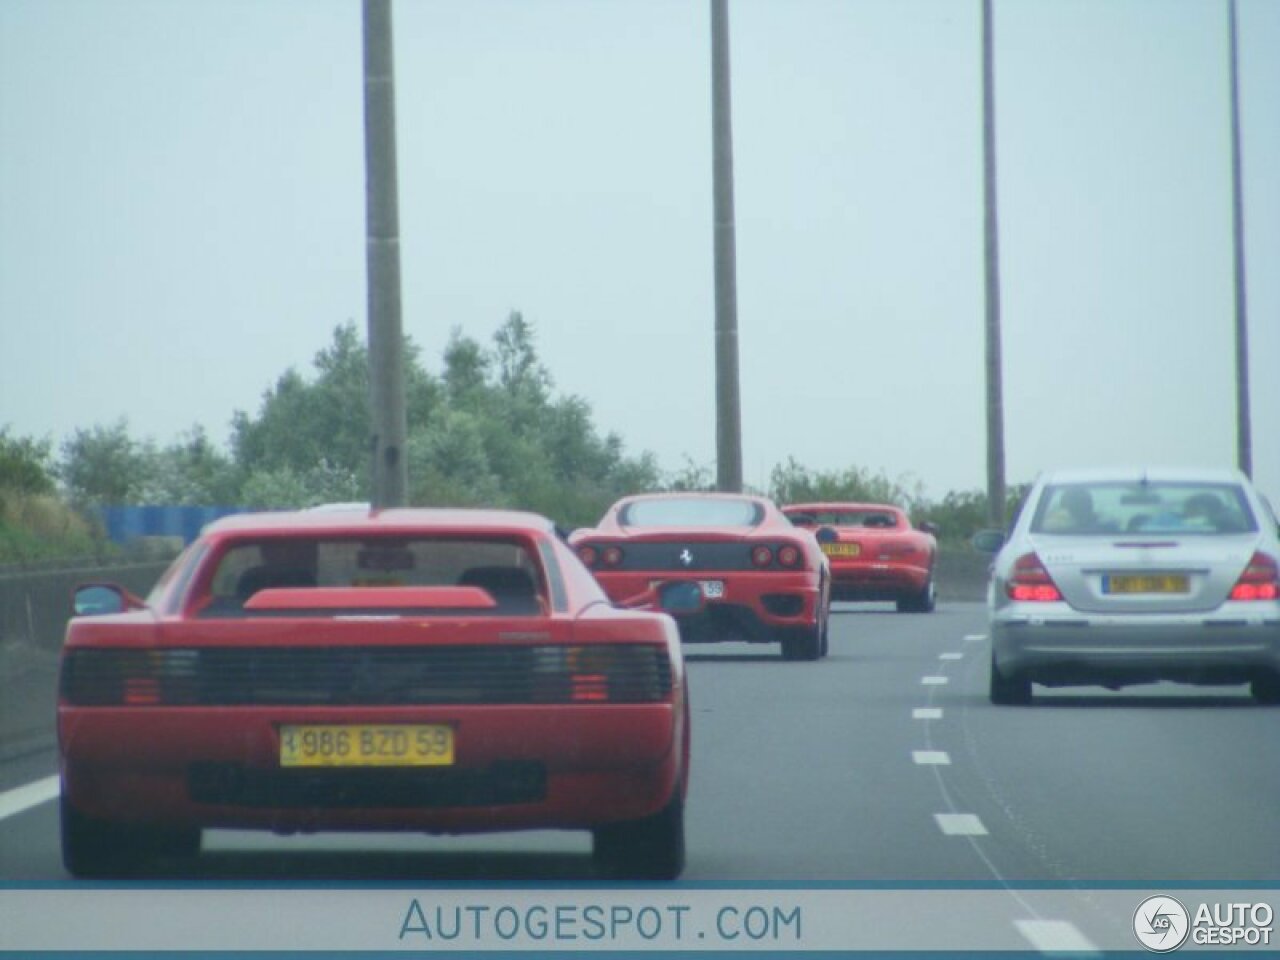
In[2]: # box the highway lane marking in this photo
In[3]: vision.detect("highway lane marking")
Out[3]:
[912,750,950,765]
[934,813,987,835]
[963,633,986,642]
[938,652,963,660]
[1014,919,1101,955]
[912,707,942,719]
[921,676,949,685]
[0,775,59,821]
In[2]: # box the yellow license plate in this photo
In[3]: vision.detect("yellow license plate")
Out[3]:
[1105,574,1189,595]
[279,724,454,767]
[822,543,861,557]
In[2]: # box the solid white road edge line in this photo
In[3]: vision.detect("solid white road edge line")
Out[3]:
[0,775,59,821]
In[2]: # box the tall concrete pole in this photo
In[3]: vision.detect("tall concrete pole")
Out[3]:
[363,0,408,507]
[981,0,1007,527]
[1228,0,1252,477]
[710,0,743,493]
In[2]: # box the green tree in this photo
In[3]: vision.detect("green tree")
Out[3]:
[0,426,55,497]
[768,457,923,511]
[140,425,241,505]
[59,419,146,505]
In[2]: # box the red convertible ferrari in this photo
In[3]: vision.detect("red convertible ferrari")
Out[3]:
[783,502,938,612]
[570,493,831,660]
[58,508,689,879]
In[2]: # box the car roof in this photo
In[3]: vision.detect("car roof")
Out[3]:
[1036,466,1250,486]
[783,502,904,513]
[203,507,556,538]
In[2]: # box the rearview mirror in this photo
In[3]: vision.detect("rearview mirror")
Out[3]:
[658,581,704,614]
[970,529,1005,554]
[72,584,142,616]
[918,521,940,536]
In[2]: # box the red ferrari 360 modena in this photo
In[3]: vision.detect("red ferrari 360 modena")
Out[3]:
[570,493,831,660]
[58,508,689,879]
[783,502,938,612]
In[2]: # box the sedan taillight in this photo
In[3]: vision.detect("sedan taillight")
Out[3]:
[1007,552,1062,602]
[1230,552,1279,601]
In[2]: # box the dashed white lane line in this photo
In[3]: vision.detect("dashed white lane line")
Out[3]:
[938,652,963,660]
[963,633,986,643]
[934,813,988,836]
[912,707,943,720]
[921,675,949,685]
[0,775,59,821]
[912,750,951,765]
[1014,919,1101,955]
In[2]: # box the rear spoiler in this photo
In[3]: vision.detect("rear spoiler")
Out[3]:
[243,586,498,612]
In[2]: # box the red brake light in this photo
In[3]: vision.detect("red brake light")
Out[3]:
[751,545,773,568]
[1230,552,1279,601]
[577,545,598,568]
[602,546,624,567]
[777,544,801,568]
[1007,552,1062,602]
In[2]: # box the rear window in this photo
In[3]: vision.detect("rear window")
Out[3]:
[788,510,900,529]
[620,497,763,528]
[1031,482,1257,536]
[196,536,545,616]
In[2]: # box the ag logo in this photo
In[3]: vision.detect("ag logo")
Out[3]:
[679,549,693,567]
[1134,895,1190,952]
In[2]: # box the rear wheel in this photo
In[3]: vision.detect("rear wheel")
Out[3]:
[780,622,822,661]
[989,654,1032,705]
[1252,672,1280,705]
[593,793,686,881]
[897,576,937,613]
[61,795,201,878]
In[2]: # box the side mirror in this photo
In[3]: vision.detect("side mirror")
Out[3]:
[814,526,838,544]
[970,529,1005,554]
[657,581,705,614]
[918,521,940,536]
[72,583,142,617]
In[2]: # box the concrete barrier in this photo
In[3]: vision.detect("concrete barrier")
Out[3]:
[0,562,170,649]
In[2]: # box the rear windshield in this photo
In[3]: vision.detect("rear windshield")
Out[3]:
[196,536,545,616]
[1031,482,1257,536]
[620,497,763,528]
[788,510,901,529]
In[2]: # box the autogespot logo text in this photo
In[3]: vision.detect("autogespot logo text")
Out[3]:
[1134,895,1190,953]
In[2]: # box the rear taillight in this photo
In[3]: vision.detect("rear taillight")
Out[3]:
[1230,552,1279,601]
[577,545,598,568]
[1007,552,1062,602]
[751,545,773,568]
[602,545,624,567]
[777,544,801,568]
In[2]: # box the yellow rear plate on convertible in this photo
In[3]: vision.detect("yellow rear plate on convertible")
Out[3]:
[1104,574,1189,595]
[280,724,454,767]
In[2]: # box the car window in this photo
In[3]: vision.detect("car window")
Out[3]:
[197,536,543,615]
[1032,482,1256,536]
[621,498,763,528]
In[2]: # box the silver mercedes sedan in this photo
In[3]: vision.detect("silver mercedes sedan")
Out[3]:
[976,467,1280,705]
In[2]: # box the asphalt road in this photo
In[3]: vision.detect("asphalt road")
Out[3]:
[3,601,1277,889]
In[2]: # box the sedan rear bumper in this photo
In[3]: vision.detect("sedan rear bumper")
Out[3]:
[992,606,1280,686]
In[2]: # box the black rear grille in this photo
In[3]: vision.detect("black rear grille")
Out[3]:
[188,761,545,808]
[61,645,672,706]
[599,541,759,572]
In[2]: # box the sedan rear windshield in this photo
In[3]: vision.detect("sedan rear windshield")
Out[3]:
[1031,482,1257,536]
[195,536,545,617]
[620,498,763,528]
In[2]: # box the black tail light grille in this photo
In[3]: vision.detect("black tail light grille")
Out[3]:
[61,645,672,707]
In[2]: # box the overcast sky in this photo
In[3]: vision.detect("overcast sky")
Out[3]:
[2,0,1277,507]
